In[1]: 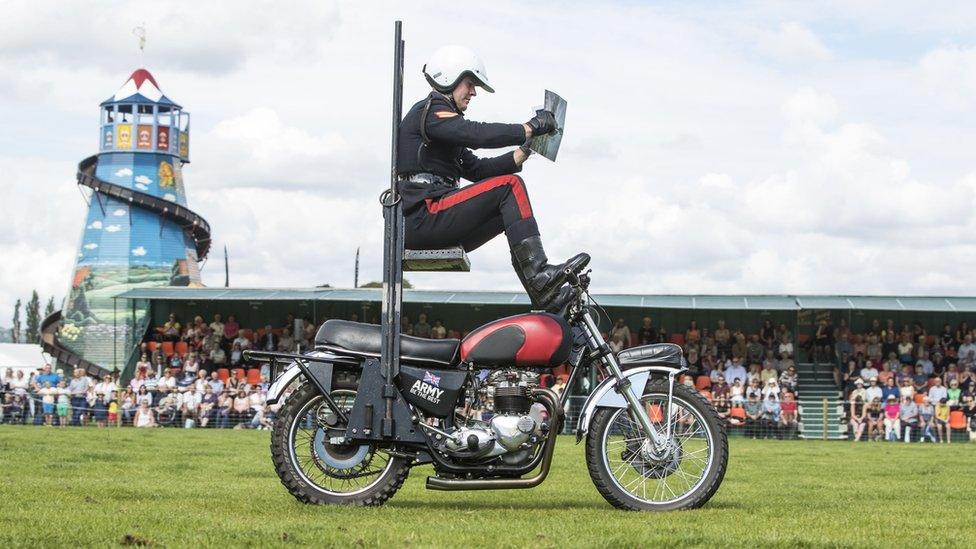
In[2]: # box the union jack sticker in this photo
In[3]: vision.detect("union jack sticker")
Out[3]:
[423,371,441,387]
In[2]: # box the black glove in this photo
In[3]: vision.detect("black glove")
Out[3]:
[526,109,556,136]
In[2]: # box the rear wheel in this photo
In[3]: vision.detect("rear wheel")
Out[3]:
[585,379,728,511]
[270,380,409,505]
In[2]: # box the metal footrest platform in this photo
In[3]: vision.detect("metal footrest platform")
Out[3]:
[403,247,470,272]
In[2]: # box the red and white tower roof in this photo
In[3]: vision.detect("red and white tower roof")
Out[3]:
[102,68,180,107]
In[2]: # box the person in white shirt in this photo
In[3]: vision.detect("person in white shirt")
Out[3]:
[864,378,884,403]
[158,370,177,393]
[860,362,879,382]
[182,389,202,423]
[927,378,948,404]
[724,358,748,386]
[93,375,116,403]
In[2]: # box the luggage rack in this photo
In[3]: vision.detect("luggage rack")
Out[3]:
[403,247,471,272]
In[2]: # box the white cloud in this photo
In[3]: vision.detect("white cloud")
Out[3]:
[134,183,148,191]
[134,175,152,185]
[756,22,832,62]
[104,224,121,233]
[87,220,102,230]
[114,168,132,177]
[113,209,127,216]
[920,44,976,110]
[163,193,176,201]
[83,243,97,250]
[131,246,147,257]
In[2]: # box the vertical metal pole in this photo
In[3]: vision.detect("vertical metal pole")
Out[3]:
[822,397,828,440]
[380,21,405,438]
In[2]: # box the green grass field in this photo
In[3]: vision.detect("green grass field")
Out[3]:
[0,427,972,548]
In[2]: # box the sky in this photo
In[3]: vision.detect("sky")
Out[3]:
[3,0,976,321]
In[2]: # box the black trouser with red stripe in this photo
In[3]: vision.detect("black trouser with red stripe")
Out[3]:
[404,175,539,252]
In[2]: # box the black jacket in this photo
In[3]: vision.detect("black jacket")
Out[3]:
[396,92,526,214]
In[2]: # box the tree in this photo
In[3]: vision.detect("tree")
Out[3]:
[360,279,412,289]
[44,296,55,318]
[11,298,21,343]
[26,290,40,343]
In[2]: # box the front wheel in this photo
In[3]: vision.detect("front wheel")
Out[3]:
[270,381,410,506]
[585,379,728,511]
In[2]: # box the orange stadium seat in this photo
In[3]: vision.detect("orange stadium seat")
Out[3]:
[948,411,966,430]
[161,341,174,357]
[217,368,230,382]
[241,329,254,342]
[233,368,246,381]
[914,393,926,405]
[246,368,261,385]
[670,334,685,347]
[147,341,158,353]
[175,341,189,356]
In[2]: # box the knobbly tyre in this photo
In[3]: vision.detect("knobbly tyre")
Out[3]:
[245,268,728,511]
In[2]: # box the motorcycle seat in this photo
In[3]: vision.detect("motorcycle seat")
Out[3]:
[315,319,461,368]
[616,343,683,368]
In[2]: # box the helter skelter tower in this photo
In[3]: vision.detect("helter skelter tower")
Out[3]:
[41,69,211,375]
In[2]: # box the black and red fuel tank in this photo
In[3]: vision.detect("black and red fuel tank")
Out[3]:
[460,313,571,368]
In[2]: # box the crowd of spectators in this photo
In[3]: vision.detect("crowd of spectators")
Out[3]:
[830,319,976,443]
[0,364,277,430]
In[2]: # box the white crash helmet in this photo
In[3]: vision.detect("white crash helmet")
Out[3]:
[423,45,494,94]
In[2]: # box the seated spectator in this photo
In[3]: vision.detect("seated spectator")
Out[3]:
[256,325,276,351]
[136,385,152,407]
[168,352,183,372]
[866,397,884,441]
[194,370,209,394]
[918,396,937,443]
[229,342,245,367]
[182,388,201,428]
[431,320,447,340]
[711,376,729,400]
[761,394,781,439]
[176,370,195,391]
[761,349,778,374]
[277,328,296,353]
[947,379,962,407]
[216,391,233,429]
[732,334,747,361]
[881,377,900,402]
[746,363,762,385]
[729,379,745,405]
[637,317,657,345]
[208,371,225,394]
[198,385,218,427]
[714,396,730,426]
[761,378,781,401]
[898,377,915,400]
[934,398,950,442]
[928,377,949,404]
[223,315,241,349]
[401,316,413,336]
[746,378,763,401]
[715,320,731,357]
[860,360,879,383]
[231,390,252,427]
[760,362,778,385]
[777,334,794,361]
[912,365,929,394]
[744,393,762,439]
[183,352,200,375]
[883,395,901,441]
[609,319,631,354]
[746,335,764,366]
[779,392,798,438]
[878,360,896,385]
[414,314,432,338]
[133,401,156,428]
[899,396,919,442]
[760,320,776,349]
[849,395,866,441]
[155,389,178,426]
[210,345,227,368]
[161,313,181,342]
[136,353,152,374]
[685,320,701,348]
[865,377,883,403]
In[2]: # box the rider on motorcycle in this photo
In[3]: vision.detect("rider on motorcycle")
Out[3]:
[396,45,588,311]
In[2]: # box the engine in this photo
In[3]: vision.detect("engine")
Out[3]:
[441,370,549,465]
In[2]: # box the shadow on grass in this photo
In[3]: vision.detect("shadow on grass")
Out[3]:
[391,498,609,511]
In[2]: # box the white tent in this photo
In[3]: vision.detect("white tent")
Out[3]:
[0,343,50,379]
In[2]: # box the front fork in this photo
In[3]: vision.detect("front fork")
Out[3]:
[580,310,677,453]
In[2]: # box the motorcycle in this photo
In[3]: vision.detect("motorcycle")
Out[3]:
[246,266,728,511]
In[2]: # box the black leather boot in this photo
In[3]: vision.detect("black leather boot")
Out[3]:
[511,236,590,310]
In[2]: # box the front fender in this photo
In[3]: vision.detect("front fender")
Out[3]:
[574,366,684,443]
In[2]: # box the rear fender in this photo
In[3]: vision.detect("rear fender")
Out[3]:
[266,351,341,405]
[575,366,683,443]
